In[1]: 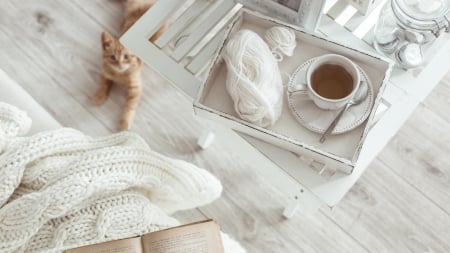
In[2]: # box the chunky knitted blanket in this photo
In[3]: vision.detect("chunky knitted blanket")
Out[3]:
[0,102,244,253]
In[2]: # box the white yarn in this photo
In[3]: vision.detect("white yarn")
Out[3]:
[264,26,297,61]
[0,103,246,253]
[223,29,283,127]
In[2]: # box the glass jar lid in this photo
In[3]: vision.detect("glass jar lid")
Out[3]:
[393,0,450,36]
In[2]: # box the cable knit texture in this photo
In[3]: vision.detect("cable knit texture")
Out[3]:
[0,103,245,253]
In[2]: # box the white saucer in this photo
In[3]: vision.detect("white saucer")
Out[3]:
[287,57,374,134]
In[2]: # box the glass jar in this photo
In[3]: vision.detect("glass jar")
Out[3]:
[374,0,450,69]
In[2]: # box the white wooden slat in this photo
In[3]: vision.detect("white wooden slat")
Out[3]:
[326,0,350,20]
[318,15,376,53]
[185,4,241,58]
[174,0,233,43]
[296,0,328,32]
[123,0,185,39]
[361,98,421,164]
[186,28,228,75]
[381,81,408,105]
[362,28,375,46]
[368,71,411,125]
[369,81,405,124]
[155,0,211,48]
[334,4,357,26]
[352,0,388,38]
[344,9,369,32]
[371,100,389,125]
[171,0,238,61]
[323,0,340,13]
[420,34,450,68]
[120,33,201,99]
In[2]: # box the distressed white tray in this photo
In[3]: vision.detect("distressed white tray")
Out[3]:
[194,9,393,174]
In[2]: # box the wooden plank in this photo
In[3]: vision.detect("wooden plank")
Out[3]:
[0,69,61,134]
[421,72,450,124]
[172,208,208,224]
[193,124,370,253]
[200,191,370,252]
[327,159,450,252]
[378,90,450,212]
[0,0,113,136]
[71,0,123,35]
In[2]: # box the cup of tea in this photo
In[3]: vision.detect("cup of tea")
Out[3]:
[305,54,360,110]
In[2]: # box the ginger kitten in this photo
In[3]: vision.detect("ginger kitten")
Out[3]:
[94,0,168,130]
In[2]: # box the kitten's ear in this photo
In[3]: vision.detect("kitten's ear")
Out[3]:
[101,31,114,50]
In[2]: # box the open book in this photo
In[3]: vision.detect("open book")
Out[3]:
[65,220,224,253]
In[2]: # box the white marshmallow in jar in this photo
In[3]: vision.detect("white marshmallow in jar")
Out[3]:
[373,0,450,69]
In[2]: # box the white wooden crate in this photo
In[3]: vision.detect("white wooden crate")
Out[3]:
[194,9,393,174]
[120,0,450,213]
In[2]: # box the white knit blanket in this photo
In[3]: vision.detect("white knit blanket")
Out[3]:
[0,102,245,253]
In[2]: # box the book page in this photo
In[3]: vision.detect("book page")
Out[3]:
[142,220,224,253]
[65,237,143,253]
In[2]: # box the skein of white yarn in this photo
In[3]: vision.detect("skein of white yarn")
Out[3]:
[264,26,297,61]
[222,29,283,127]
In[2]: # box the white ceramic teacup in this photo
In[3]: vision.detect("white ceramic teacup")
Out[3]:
[304,54,360,110]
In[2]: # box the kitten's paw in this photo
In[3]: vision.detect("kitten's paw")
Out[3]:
[92,93,107,105]
[119,118,131,130]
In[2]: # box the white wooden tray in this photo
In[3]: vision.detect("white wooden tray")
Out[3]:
[194,9,393,174]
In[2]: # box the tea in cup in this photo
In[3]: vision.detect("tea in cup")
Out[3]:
[305,54,360,110]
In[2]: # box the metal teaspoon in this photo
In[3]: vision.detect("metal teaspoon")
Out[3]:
[319,81,369,143]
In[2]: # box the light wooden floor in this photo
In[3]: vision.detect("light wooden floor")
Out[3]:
[1,1,450,252]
